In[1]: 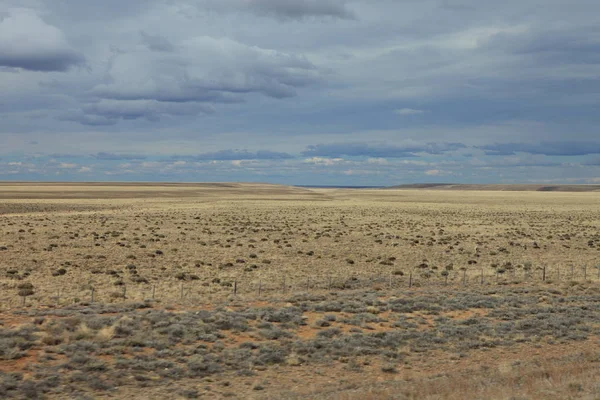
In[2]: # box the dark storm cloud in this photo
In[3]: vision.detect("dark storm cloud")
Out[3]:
[173,150,294,161]
[197,0,355,20]
[303,142,466,158]
[479,142,600,156]
[483,26,600,61]
[0,9,85,72]
[243,0,355,20]
[0,50,84,72]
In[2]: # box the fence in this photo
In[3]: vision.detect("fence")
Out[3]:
[5,264,600,309]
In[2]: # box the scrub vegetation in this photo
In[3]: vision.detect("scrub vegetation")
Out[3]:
[0,183,599,399]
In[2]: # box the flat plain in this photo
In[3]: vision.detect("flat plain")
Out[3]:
[0,183,599,399]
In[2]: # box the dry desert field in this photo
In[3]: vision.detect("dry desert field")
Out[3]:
[0,182,599,399]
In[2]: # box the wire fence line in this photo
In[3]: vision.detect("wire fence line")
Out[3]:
[5,264,599,309]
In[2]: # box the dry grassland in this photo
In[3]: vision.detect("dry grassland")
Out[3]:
[0,183,599,399]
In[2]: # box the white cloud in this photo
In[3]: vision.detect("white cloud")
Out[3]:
[367,157,388,165]
[304,157,344,166]
[394,108,426,116]
[58,162,77,169]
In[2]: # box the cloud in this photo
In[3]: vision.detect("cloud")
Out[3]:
[394,108,426,116]
[479,142,600,156]
[77,166,91,173]
[2,1,600,185]
[58,162,77,169]
[196,0,355,20]
[303,142,466,158]
[92,152,147,161]
[92,37,320,102]
[140,31,175,52]
[58,113,117,126]
[78,36,321,122]
[367,158,388,165]
[173,149,294,161]
[47,153,80,159]
[481,26,600,64]
[304,157,344,166]
[0,8,84,72]
[80,99,214,123]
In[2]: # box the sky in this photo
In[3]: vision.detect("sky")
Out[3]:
[1,0,599,185]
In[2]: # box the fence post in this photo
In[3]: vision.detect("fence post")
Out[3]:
[152,284,156,300]
[480,268,484,284]
[180,282,184,300]
[90,287,95,303]
[233,280,237,296]
[258,280,262,296]
[409,272,413,288]
[542,266,546,282]
[583,265,587,280]
[571,265,574,279]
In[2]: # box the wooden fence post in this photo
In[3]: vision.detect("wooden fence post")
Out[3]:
[542,266,546,282]
[571,265,574,279]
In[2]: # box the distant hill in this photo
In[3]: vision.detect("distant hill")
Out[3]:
[386,183,600,192]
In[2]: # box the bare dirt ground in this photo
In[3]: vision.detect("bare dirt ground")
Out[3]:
[0,183,599,399]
